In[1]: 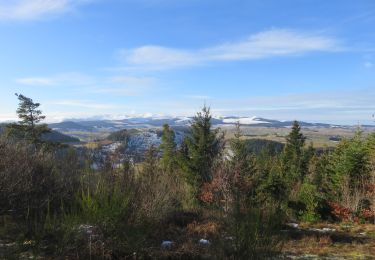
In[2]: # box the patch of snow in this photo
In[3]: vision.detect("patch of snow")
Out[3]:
[286,223,299,229]
[161,241,173,248]
[223,117,270,125]
[199,239,210,246]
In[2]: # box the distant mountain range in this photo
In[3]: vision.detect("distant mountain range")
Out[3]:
[48,116,365,133]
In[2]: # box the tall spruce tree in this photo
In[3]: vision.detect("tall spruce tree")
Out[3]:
[181,106,223,190]
[283,120,307,182]
[6,94,50,143]
[160,124,177,172]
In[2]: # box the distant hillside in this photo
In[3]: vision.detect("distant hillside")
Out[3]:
[49,121,95,132]
[243,139,285,155]
[42,130,80,143]
[107,129,141,142]
[46,116,355,134]
[0,124,80,143]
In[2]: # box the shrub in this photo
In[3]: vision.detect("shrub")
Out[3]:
[297,182,320,222]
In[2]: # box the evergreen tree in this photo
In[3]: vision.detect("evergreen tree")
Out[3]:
[328,131,371,200]
[230,122,257,200]
[143,145,159,177]
[160,124,177,172]
[258,161,289,205]
[6,93,50,143]
[283,120,307,182]
[181,106,223,190]
[284,121,306,159]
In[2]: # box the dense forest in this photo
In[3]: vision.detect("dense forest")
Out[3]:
[1,94,375,259]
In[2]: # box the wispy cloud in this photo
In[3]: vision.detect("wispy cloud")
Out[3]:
[364,61,373,68]
[93,76,156,96]
[119,29,341,70]
[185,95,211,100]
[16,72,95,86]
[52,100,119,110]
[16,77,55,86]
[0,0,94,20]
[16,73,157,96]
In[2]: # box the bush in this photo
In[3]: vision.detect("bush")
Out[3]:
[297,182,320,222]
[0,139,79,235]
[216,205,285,259]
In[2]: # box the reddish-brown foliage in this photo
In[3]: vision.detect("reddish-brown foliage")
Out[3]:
[328,202,352,221]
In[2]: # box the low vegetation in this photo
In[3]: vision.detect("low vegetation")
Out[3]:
[1,94,375,259]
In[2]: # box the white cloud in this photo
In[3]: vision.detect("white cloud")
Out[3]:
[119,29,340,70]
[16,77,55,86]
[52,100,118,109]
[16,73,95,86]
[185,95,211,100]
[109,76,156,86]
[16,73,157,96]
[92,76,157,96]
[0,0,93,20]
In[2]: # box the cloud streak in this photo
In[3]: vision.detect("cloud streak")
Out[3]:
[119,29,341,70]
[93,76,157,96]
[52,100,119,110]
[16,72,95,86]
[16,73,157,96]
[0,0,93,20]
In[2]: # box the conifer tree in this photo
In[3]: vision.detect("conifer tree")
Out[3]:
[6,93,50,143]
[230,122,257,199]
[160,124,177,172]
[181,106,223,190]
[284,121,306,160]
[283,120,306,182]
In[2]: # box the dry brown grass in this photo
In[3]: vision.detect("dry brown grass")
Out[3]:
[186,221,220,237]
[283,223,375,258]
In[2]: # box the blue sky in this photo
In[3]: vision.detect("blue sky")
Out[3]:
[0,0,374,124]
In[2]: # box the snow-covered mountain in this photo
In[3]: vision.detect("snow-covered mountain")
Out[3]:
[49,115,342,133]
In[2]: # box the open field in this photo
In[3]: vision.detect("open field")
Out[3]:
[221,125,375,148]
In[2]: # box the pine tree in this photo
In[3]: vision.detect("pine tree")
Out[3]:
[181,106,224,189]
[284,121,306,160]
[6,93,50,143]
[283,120,306,182]
[160,124,177,173]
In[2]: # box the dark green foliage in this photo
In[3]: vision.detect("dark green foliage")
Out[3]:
[258,162,289,205]
[243,139,285,155]
[160,124,177,172]
[324,131,371,211]
[296,182,321,222]
[6,94,51,143]
[285,121,306,158]
[107,128,140,142]
[41,130,80,143]
[282,121,308,183]
[180,106,224,190]
[330,131,370,190]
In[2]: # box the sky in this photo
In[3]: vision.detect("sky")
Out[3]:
[0,0,374,124]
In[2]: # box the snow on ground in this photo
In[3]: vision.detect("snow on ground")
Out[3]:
[222,116,270,125]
